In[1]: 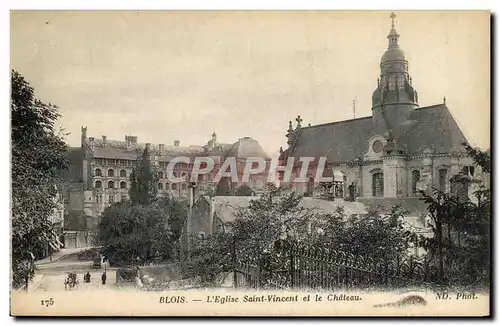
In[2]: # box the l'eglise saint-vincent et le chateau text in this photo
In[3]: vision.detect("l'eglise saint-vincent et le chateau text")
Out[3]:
[204,294,362,304]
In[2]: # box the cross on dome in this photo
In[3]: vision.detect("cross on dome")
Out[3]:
[295,115,303,128]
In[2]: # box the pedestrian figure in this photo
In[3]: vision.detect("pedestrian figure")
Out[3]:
[84,272,91,283]
[101,272,107,285]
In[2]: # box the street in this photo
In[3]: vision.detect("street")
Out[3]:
[32,248,117,292]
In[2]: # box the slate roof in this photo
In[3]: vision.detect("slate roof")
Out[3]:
[289,104,469,162]
[90,138,234,160]
[225,137,270,159]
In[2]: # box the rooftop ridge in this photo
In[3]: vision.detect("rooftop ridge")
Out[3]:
[302,115,372,130]
[413,103,447,111]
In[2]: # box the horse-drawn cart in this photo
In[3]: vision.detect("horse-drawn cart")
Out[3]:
[64,272,79,290]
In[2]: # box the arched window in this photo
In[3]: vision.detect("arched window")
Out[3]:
[158,183,163,190]
[120,181,127,189]
[95,168,102,177]
[158,171,164,179]
[439,169,448,193]
[120,170,127,177]
[94,180,102,189]
[182,183,187,190]
[166,183,171,190]
[108,181,115,189]
[172,183,177,190]
[107,169,114,177]
[372,173,384,197]
[411,170,420,195]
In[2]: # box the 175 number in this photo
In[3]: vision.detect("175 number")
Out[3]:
[41,298,54,307]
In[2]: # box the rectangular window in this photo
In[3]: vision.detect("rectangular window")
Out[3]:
[108,195,114,203]
[372,173,384,197]
[397,75,405,90]
[121,195,127,202]
[388,75,396,90]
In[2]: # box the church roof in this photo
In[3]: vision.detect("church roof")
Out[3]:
[381,47,405,63]
[290,116,374,162]
[289,104,469,163]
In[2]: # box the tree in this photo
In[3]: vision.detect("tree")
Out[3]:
[11,70,69,289]
[418,145,491,288]
[312,206,410,260]
[98,202,176,266]
[183,184,412,288]
[129,146,158,205]
[215,177,232,196]
[156,196,188,241]
[463,142,491,173]
[99,149,187,267]
[235,184,254,196]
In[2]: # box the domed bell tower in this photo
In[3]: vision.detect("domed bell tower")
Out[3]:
[372,13,418,138]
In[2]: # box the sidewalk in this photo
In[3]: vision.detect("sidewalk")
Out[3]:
[35,247,98,265]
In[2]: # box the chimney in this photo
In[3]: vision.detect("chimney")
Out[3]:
[125,135,131,148]
[145,143,151,152]
[174,140,180,147]
[158,144,165,155]
[88,137,95,151]
[81,126,87,148]
[102,136,107,147]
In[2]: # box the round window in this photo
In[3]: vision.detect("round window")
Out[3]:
[372,140,384,153]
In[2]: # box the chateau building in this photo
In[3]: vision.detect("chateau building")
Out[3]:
[278,13,484,209]
[63,129,270,230]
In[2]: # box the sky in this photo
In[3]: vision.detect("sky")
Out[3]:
[10,10,490,156]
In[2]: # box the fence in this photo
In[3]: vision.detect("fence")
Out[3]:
[232,241,441,291]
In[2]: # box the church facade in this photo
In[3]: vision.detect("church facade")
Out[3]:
[278,14,481,205]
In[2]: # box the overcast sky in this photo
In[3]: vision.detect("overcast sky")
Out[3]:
[10,11,490,155]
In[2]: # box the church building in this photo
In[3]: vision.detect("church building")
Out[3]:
[278,13,482,209]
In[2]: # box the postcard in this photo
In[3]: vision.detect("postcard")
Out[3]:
[10,10,491,317]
